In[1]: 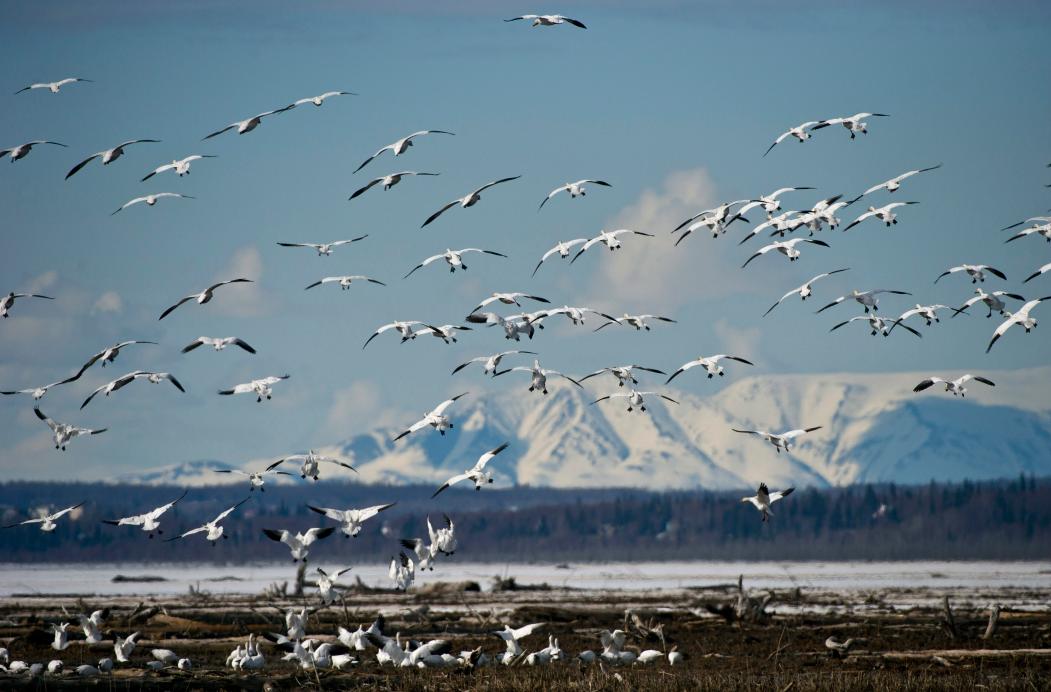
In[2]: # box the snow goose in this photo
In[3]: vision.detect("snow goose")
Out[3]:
[742,238,829,268]
[432,443,508,497]
[668,646,683,665]
[393,392,468,441]
[65,139,160,179]
[166,497,249,546]
[404,248,507,277]
[3,502,83,532]
[159,278,253,320]
[735,187,815,219]
[141,155,216,181]
[202,104,296,139]
[741,483,794,522]
[452,350,537,376]
[294,90,356,107]
[843,202,918,231]
[732,427,822,454]
[77,611,105,644]
[216,464,292,491]
[594,313,676,331]
[151,649,179,666]
[887,304,964,332]
[111,192,194,215]
[432,515,458,555]
[816,288,911,314]
[305,275,386,291]
[218,374,290,402]
[70,340,157,376]
[15,77,92,94]
[914,374,994,397]
[532,238,589,275]
[737,211,808,245]
[97,657,113,672]
[494,623,545,665]
[350,171,439,200]
[421,177,521,228]
[81,370,185,409]
[363,320,425,348]
[1024,262,1051,283]
[308,501,395,537]
[0,140,66,162]
[262,527,336,562]
[1,375,79,400]
[830,313,922,338]
[666,354,753,383]
[1006,222,1051,244]
[1,291,54,318]
[544,305,615,326]
[807,195,850,232]
[266,449,356,481]
[47,658,64,673]
[848,164,941,203]
[811,112,890,139]
[579,365,666,387]
[763,268,850,316]
[471,292,549,313]
[1002,216,1051,232]
[763,121,822,156]
[986,296,1051,353]
[636,649,664,665]
[315,567,353,604]
[591,389,678,412]
[495,359,581,394]
[354,130,454,174]
[389,552,416,591]
[464,312,536,341]
[934,264,1007,284]
[408,323,472,344]
[102,490,187,538]
[278,236,368,256]
[400,536,438,572]
[538,179,611,210]
[33,407,107,451]
[182,336,256,354]
[673,200,753,237]
[505,14,586,28]
[954,288,1025,318]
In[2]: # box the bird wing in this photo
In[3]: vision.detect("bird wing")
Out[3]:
[471,176,521,196]
[212,498,250,524]
[65,153,102,180]
[349,177,383,199]
[302,527,336,545]
[431,392,468,416]
[421,200,459,228]
[475,442,509,471]
[912,378,944,392]
[159,295,196,321]
[432,474,471,498]
[202,123,237,140]
[307,505,346,522]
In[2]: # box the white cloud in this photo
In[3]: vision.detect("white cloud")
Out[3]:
[92,291,123,314]
[713,318,762,364]
[212,245,268,317]
[26,270,58,294]
[322,381,405,437]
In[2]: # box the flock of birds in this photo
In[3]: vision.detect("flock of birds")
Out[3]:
[1,9,1049,679]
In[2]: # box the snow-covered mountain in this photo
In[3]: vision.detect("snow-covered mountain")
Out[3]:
[320,367,1051,490]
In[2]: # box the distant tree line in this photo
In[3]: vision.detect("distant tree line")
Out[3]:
[0,475,1046,563]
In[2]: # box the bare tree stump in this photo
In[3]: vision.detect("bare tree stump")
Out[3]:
[982,605,1001,640]
[940,596,959,640]
[293,562,306,598]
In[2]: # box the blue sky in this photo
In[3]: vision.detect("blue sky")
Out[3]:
[2,1,1049,480]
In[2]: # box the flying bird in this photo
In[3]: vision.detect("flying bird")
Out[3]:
[734,187,815,219]
[102,490,188,539]
[532,239,588,275]
[15,77,92,94]
[203,104,296,140]
[742,238,830,268]
[81,370,185,409]
[408,323,472,344]
[266,449,356,481]
[594,314,676,331]
[69,341,157,378]
[763,121,821,156]
[393,393,468,441]
[159,278,252,320]
[538,180,611,210]
[732,426,822,454]
[308,502,396,538]
[666,355,754,383]
[452,350,537,376]
[218,375,290,402]
[887,304,964,333]
[843,202,918,231]
[848,164,941,203]
[591,389,679,413]
[421,177,521,228]
[354,130,454,174]
[954,288,1026,318]
[305,275,386,291]
[830,313,922,338]
[181,336,256,354]
[141,155,216,181]
[3,502,84,532]
[811,112,890,139]
[471,292,549,313]
[504,14,587,28]
[34,408,107,451]
[741,483,794,522]
[362,320,426,348]
[1,291,54,318]
[986,296,1051,353]
[913,374,995,397]
[65,139,160,179]
[935,264,1007,284]
[389,552,415,591]
[571,229,654,262]
[112,192,194,215]
[277,236,368,256]
[494,359,581,394]
[294,90,356,107]
[166,498,249,546]
[215,465,292,492]
[432,443,509,497]
[1,375,79,400]
[405,248,507,277]
[1,140,66,162]
[262,527,335,563]
[816,289,912,314]
[579,365,667,387]
[349,171,439,200]
[763,269,850,316]
[314,566,353,604]
[1005,222,1051,244]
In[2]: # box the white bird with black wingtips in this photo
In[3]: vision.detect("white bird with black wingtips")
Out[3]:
[742,238,830,268]
[389,552,415,591]
[216,464,292,491]
[409,323,472,344]
[954,288,1025,318]
[666,355,754,383]
[732,426,822,454]
[538,179,611,210]
[763,268,850,316]
[505,14,587,28]
[349,171,439,200]
[266,450,356,481]
[159,281,253,321]
[33,408,107,451]
[432,443,509,497]
[831,313,922,338]
[452,350,537,377]
[532,239,588,275]
[848,164,941,203]
[294,90,356,107]
[495,359,581,395]
[843,202,918,231]
[277,236,368,256]
[218,374,289,402]
[421,176,521,228]
[262,527,336,563]
[362,320,425,348]
[591,389,678,413]
[471,292,549,313]
[1025,262,1051,283]
[1,291,54,318]
[1,140,67,162]
[816,288,912,314]
[307,502,396,538]
[3,502,84,532]
[914,374,995,397]
[141,154,216,181]
[81,370,185,409]
[182,336,256,355]
[16,77,92,94]
[763,121,822,156]
[102,490,187,539]
[393,393,468,441]
[202,103,296,140]
[579,365,667,388]
[935,264,1007,284]
[741,483,794,522]
[354,130,454,174]
[1,375,79,401]
[112,192,194,215]
[734,187,815,219]
[314,567,353,604]
[887,304,963,333]
[166,498,250,546]
[571,229,655,262]
[986,296,1051,353]
[812,112,890,139]
[305,275,386,291]
[405,248,508,277]
[594,313,676,332]
[66,139,160,179]
[70,340,157,375]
